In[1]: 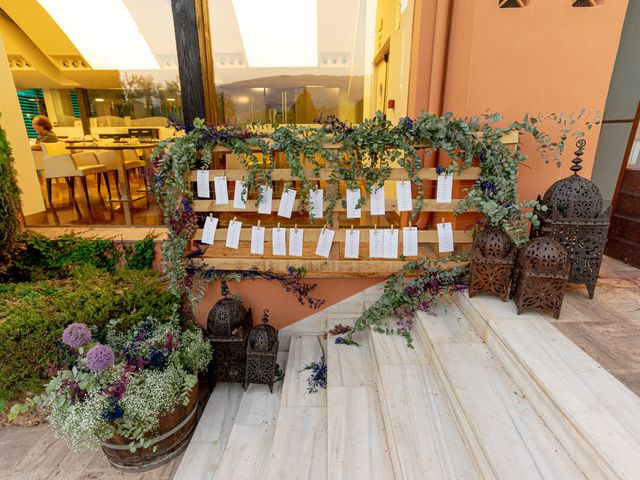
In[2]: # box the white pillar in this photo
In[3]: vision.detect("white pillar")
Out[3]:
[0,32,45,216]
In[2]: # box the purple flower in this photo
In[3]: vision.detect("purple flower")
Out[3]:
[86,345,115,372]
[62,323,92,349]
[335,337,344,344]
[102,400,124,421]
[403,117,414,131]
[435,165,443,175]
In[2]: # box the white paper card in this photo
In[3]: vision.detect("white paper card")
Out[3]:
[344,229,360,259]
[403,227,419,257]
[225,220,242,249]
[369,229,384,258]
[346,188,361,219]
[315,228,335,258]
[437,222,455,253]
[201,216,218,245]
[370,186,386,216]
[396,181,413,212]
[436,173,453,204]
[383,229,399,259]
[250,226,265,255]
[277,188,297,218]
[289,228,304,257]
[258,185,273,214]
[272,227,287,256]
[214,176,229,204]
[233,180,247,209]
[196,169,210,198]
[309,189,324,219]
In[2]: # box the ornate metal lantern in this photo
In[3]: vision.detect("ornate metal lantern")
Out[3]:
[206,280,252,383]
[532,140,611,298]
[512,236,570,319]
[469,225,516,301]
[244,309,279,393]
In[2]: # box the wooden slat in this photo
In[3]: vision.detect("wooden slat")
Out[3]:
[188,167,481,182]
[193,228,473,243]
[192,198,476,213]
[198,257,468,277]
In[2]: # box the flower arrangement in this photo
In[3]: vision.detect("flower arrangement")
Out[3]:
[151,111,597,299]
[10,319,212,451]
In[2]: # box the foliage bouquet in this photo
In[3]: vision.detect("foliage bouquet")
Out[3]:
[10,318,212,451]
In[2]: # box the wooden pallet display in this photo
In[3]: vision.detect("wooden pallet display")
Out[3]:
[190,133,518,276]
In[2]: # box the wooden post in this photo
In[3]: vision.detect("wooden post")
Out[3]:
[171,0,206,125]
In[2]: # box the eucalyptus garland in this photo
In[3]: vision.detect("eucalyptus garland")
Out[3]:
[152,110,596,299]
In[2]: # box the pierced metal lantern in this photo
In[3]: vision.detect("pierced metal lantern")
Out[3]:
[469,225,516,301]
[532,140,611,299]
[244,309,279,393]
[206,280,252,384]
[512,236,570,319]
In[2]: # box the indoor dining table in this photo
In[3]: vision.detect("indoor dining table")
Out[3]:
[66,142,157,224]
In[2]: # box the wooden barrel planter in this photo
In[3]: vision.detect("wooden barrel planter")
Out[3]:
[101,382,199,472]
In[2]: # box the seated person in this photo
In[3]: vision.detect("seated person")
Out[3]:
[30,115,58,151]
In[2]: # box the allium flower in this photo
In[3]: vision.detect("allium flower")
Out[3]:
[62,323,92,349]
[86,345,115,372]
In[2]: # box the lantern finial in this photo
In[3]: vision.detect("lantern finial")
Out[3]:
[261,309,270,324]
[571,139,586,175]
[220,279,230,298]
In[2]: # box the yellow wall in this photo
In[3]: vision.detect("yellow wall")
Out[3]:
[0,32,45,216]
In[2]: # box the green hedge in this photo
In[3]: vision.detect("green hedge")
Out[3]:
[0,121,22,268]
[0,265,177,401]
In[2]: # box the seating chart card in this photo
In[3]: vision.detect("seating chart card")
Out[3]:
[315,228,335,258]
[289,228,304,257]
[396,181,413,212]
[201,216,218,245]
[436,173,453,204]
[225,219,242,249]
[346,188,362,219]
[196,169,210,198]
[309,189,324,219]
[277,188,297,218]
[403,227,419,257]
[233,180,247,209]
[383,228,399,259]
[214,176,229,204]
[369,229,384,258]
[437,222,454,253]
[257,185,273,214]
[344,229,360,259]
[370,186,386,216]
[250,226,265,255]
[272,227,287,256]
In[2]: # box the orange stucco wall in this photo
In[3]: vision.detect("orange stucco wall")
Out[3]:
[193,278,381,331]
[440,0,628,201]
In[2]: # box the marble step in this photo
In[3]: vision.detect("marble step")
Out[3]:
[416,306,586,480]
[455,292,640,480]
[264,335,327,480]
[326,315,394,480]
[173,383,245,480]
[211,351,287,480]
[368,326,482,480]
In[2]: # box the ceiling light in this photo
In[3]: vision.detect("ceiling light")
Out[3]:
[94,98,105,102]
[166,98,175,102]
[231,0,318,68]
[38,0,159,70]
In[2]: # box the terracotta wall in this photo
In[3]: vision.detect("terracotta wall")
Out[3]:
[410,0,628,201]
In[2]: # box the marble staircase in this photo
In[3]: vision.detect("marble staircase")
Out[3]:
[174,283,640,480]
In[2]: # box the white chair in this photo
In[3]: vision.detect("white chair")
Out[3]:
[43,152,106,217]
[40,142,68,156]
[94,150,147,199]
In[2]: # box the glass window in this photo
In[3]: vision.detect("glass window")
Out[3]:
[208,0,406,124]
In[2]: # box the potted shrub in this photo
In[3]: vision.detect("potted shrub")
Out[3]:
[11,318,212,472]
